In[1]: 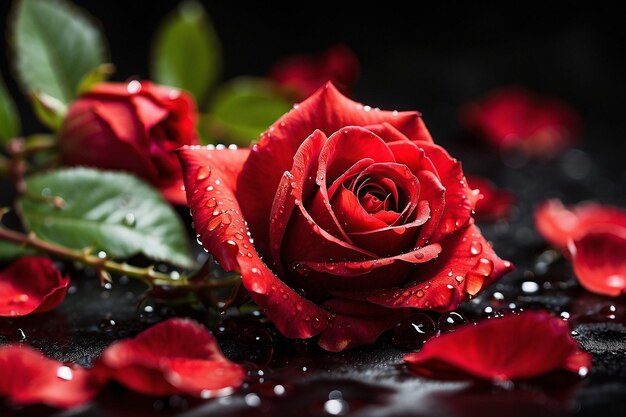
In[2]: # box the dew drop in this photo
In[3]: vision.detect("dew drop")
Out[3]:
[455,275,464,283]
[438,311,468,332]
[469,241,482,256]
[324,399,348,416]
[206,198,217,208]
[196,166,211,181]
[521,281,539,293]
[245,393,262,407]
[392,313,437,349]
[601,304,617,320]
[207,216,223,231]
[56,366,73,381]
[221,213,232,225]
[127,80,142,94]
[123,212,136,227]
[475,258,494,276]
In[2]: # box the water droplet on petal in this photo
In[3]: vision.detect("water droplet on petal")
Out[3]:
[196,166,211,181]
[56,366,73,381]
[127,80,142,94]
[469,241,482,256]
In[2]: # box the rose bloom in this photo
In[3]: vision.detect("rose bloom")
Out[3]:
[179,83,512,351]
[268,45,360,98]
[460,86,581,158]
[59,81,199,205]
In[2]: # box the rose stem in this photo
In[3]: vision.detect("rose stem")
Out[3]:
[0,226,240,290]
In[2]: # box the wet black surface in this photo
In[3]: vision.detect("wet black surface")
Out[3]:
[1,1,626,416]
[2,149,626,417]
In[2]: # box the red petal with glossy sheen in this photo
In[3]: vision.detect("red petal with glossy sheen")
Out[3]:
[178,146,330,339]
[419,143,478,242]
[237,83,432,256]
[0,257,69,317]
[340,224,513,311]
[568,229,626,296]
[466,175,514,221]
[318,299,407,352]
[404,311,591,380]
[95,318,244,397]
[535,199,626,249]
[0,344,97,408]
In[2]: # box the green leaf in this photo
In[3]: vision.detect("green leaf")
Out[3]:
[31,91,67,132]
[0,240,36,261]
[11,0,108,104]
[18,168,195,268]
[151,0,221,105]
[0,75,20,145]
[204,78,292,145]
[76,63,115,95]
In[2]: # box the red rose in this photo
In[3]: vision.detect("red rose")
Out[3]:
[460,86,581,158]
[268,45,360,98]
[59,81,199,205]
[179,83,512,351]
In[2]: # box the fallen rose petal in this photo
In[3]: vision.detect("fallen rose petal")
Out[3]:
[95,318,244,397]
[535,199,626,249]
[268,44,360,97]
[460,86,581,158]
[0,256,70,317]
[568,229,626,297]
[0,344,97,408]
[404,311,591,381]
[466,175,514,221]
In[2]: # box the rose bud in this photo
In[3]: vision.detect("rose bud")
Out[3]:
[179,83,513,351]
[59,81,200,205]
[268,44,360,98]
[460,86,582,158]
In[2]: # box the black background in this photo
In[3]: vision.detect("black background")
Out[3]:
[1,2,626,417]
[1,1,624,171]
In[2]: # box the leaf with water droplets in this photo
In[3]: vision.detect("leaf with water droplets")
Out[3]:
[18,168,195,268]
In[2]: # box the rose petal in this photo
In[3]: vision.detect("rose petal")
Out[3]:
[130,94,170,131]
[341,224,513,311]
[268,44,360,97]
[568,229,626,296]
[466,175,514,222]
[404,311,591,380]
[318,299,407,352]
[535,199,626,249]
[317,126,395,184]
[460,86,582,157]
[158,178,188,206]
[0,344,97,408]
[178,146,331,339]
[237,83,432,257]
[419,143,478,241]
[0,257,69,317]
[269,130,327,274]
[95,318,244,397]
[307,158,375,242]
